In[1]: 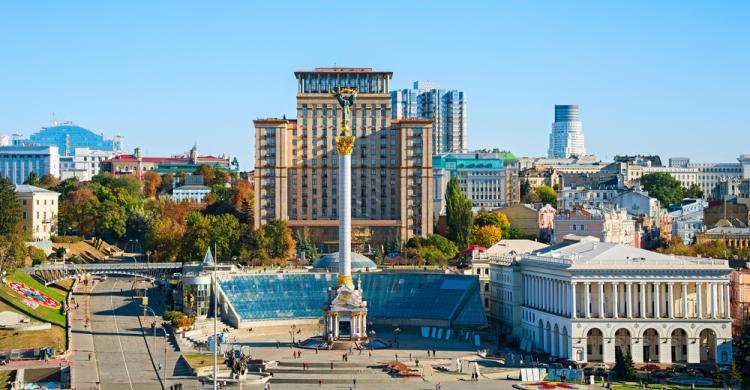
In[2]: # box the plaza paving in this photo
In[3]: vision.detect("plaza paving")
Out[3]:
[71,278,164,390]
[69,276,596,389]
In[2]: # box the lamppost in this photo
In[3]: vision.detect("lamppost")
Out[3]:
[146,250,152,265]
[142,305,167,389]
[290,324,297,344]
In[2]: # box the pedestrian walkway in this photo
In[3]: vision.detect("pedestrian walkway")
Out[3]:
[70,283,100,389]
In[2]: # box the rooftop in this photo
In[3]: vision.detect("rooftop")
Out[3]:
[525,241,729,269]
[14,185,59,195]
[485,239,548,257]
[295,68,393,76]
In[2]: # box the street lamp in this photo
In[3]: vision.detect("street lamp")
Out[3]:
[290,324,297,344]
[146,250,152,265]
[142,305,168,389]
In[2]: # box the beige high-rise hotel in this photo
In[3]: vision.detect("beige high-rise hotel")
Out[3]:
[254,68,433,249]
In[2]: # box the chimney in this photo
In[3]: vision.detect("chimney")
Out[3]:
[134,147,142,160]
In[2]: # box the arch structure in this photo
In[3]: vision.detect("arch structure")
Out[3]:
[27,263,183,286]
[570,323,731,364]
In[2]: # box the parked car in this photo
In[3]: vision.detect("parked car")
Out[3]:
[668,363,687,374]
[0,356,7,365]
[641,363,660,372]
[651,369,671,379]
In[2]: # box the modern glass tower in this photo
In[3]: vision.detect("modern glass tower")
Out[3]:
[16,122,123,156]
[548,105,586,158]
[391,81,467,154]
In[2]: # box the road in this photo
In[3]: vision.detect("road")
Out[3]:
[72,278,163,390]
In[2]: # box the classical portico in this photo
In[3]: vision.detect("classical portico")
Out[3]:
[518,240,733,365]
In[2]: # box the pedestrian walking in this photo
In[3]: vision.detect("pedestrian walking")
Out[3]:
[353,378,357,388]
[319,379,323,386]
[88,353,92,361]
[415,358,419,367]
[331,361,334,370]
[368,351,372,359]
[409,353,412,361]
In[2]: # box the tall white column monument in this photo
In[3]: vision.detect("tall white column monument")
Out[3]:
[322,87,368,343]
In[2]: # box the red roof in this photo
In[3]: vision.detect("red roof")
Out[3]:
[103,154,227,164]
[460,245,487,255]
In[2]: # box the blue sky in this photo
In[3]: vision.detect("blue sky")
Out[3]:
[1,1,748,170]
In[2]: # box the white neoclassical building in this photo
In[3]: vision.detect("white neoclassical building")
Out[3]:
[512,240,732,365]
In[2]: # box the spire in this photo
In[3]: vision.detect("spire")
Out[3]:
[202,247,214,265]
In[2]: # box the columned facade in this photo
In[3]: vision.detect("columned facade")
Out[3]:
[515,242,733,365]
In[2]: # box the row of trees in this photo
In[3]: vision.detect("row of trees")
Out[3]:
[0,178,27,274]
[658,237,750,260]
[18,163,296,265]
[445,177,531,250]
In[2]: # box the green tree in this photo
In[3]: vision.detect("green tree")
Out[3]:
[0,234,26,275]
[445,177,473,249]
[424,234,459,259]
[95,200,127,239]
[684,183,703,199]
[641,172,685,206]
[294,230,319,263]
[520,179,531,198]
[736,321,750,388]
[535,185,558,208]
[711,364,723,387]
[503,226,529,239]
[208,213,240,261]
[182,212,212,261]
[728,359,741,388]
[23,172,40,186]
[145,217,186,262]
[0,177,21,235]
[613,349,635,380]
[474,209,510,232]
[59,188,99,237]
[263,218,295,259]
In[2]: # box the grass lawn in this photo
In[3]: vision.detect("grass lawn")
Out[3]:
[0,326,66,353]
[0,269,67,327]
[0,370,16,390]
[52,279,74,291]
[183,353,226,369]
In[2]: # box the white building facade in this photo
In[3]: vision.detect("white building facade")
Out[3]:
[60,147,118,181]
[515,242,732,365]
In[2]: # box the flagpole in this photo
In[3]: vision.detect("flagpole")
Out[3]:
[213,242,218,390]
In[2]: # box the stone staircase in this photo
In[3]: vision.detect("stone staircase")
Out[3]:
[180,317,234,349]
[268,361,424,385]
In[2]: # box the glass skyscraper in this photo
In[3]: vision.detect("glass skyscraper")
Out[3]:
[547,104,586,158]
[391,81,467,154]
[15,122,123,156]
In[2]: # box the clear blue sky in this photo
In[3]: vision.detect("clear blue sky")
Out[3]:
[1,1,748,170]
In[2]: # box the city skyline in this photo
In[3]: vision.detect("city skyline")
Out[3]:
[1,2,748,170]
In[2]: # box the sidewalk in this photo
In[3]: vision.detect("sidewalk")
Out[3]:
[0,357,69,370]
[70,284,100,389]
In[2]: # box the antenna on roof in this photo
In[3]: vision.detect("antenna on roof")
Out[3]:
[51,112,58,127]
